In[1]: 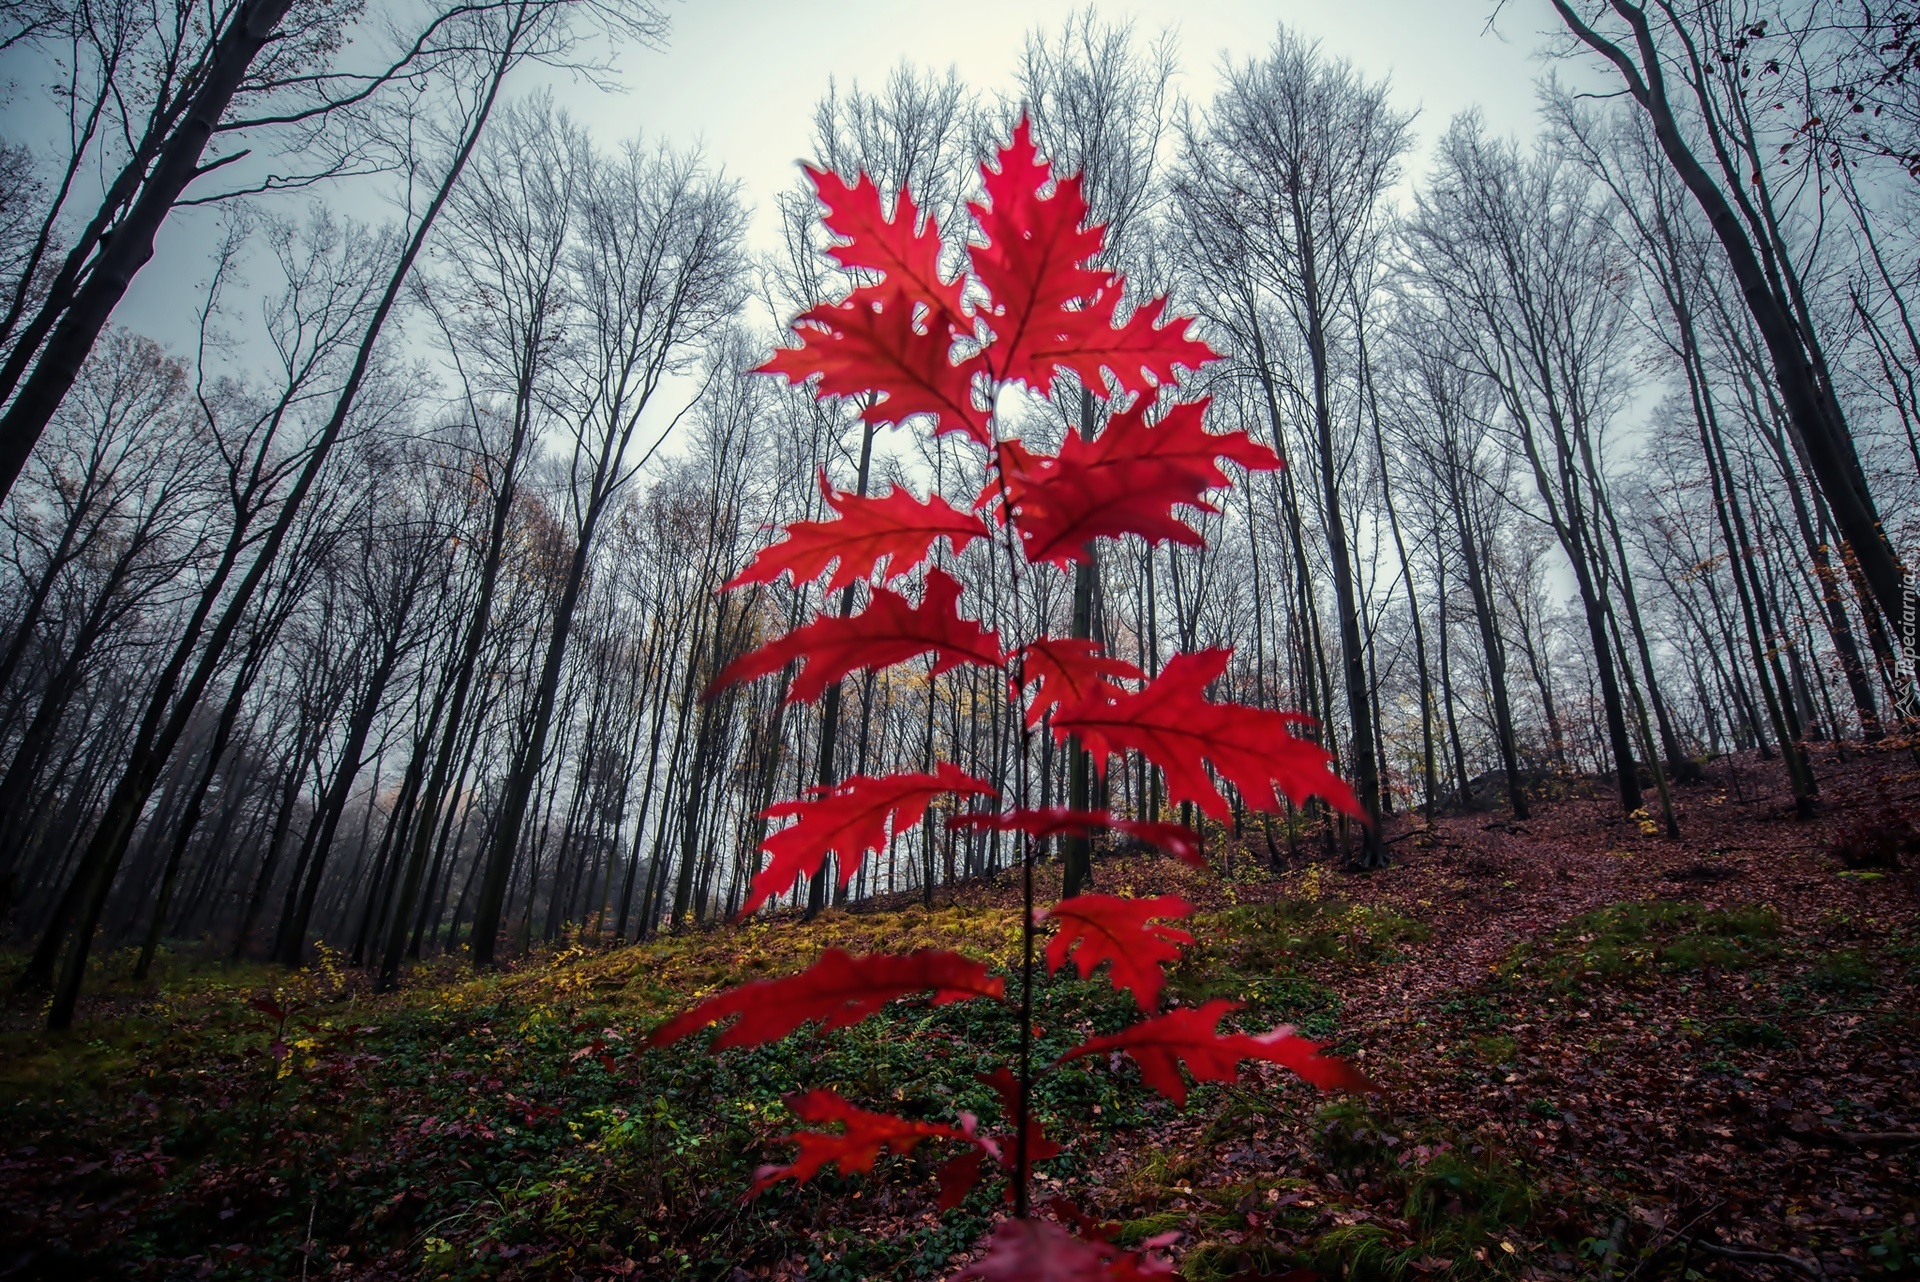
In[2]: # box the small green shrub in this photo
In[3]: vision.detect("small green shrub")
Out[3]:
[1710,1017,1792,1048]
[1314,1100,1401,1176]
[1810,948,1876,993]
[1107,1209,1186,1248]
[1473,1034,1518,1064]
[1406,1150,1533,1233]
[1312,1222,1423,1282]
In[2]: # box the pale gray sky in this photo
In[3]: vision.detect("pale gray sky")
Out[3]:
[551,0,1556,257]
[98,1,1575,395]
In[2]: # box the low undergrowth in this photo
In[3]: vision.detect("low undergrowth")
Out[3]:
[1499,900,1781,992]
[4,773,1918,1281]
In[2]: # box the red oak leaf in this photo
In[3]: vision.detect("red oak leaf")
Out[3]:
[1042,894,1194,1011]
[760,284,992,445]
[1229,1026,1379,1095]
[725,472,985,594]
[955,1217,1173,1281]
[751,1090,964,1194]
[988,398,1281,568]
[945,807,1204,869]
[1058,999,1371,1106]
[648,948,1003,1051]
[969,118,1113,388]
[808,167,968,329]
[1024,288,1221,399]
[709,568,1001,705]
[1056,999,1252,1107]
[1050,649,1359,820]
[978,1064,1062,1163]
[937,1146,992,1210]
[1015,638,1141,728]
[743,763,997,918]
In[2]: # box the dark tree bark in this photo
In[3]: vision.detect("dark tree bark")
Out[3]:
[1550,0,1914,658]
[0,0,298,503]
[38,26,512,1028]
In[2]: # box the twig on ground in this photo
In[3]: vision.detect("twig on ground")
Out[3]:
[1687,1238,1826,1279]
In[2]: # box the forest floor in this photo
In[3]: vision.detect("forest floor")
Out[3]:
[0,746,1916,1282]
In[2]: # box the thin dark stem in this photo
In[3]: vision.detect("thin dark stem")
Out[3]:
[987,391,1037,1219]
[1015,822,1034,1218]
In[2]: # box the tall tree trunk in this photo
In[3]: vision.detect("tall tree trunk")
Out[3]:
[1292,202,1385,865]
[1435,553,1472,807]
[1451,492,1529,820]
[134,671,258,979]
[0,0,299,502]
[805,424,875,918]
[274,643,402,966]
[37,55,508,1029]
[1551,0,1913,648]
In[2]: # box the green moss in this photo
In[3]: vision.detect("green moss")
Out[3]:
[1108,1209,1186,1248]
[1405,1150,1535,1236]
[1473,1034,1517,1064]
[1181,1238,1301,1282]
[1710,1017,1792,1049]
[1194,897,1430,975]
[1504,901,1780,992]
[1312,1222,1424,1282]
[1809,948,1877,993]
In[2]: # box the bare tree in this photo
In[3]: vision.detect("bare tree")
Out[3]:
[464,131,746,970]
[1180,27,1411,865]
[1014,6,1179,892]
[1544,0,1915,692]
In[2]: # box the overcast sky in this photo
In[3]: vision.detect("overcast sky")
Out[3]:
[550,0,1560,257]
[82,1,1571,338]
[42,0,1593,478]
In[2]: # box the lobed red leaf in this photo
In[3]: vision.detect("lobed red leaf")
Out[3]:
[648,948,1003,1051]
[807,167,968,329]
[1042,894,1194,1011]
[760,284,992,446]
[725,472,985,594]
[709,568,1001,705]
[1051,649,1360,821]
[1231,1026,1380,1095]
[743,763,996,918]
[969,119,1112,389]
[751,1089,964,1194]
[1022,288,1221,399]
[1015,638,1141,728]
[1056,999,1249,1107]
[987,398,1280,568]
[1059,998,1373,1106]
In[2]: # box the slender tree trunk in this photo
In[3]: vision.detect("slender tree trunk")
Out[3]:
[1435,553,1472,807]
[274,644,401,966]
[39,56,508,1029]
[0,0,299,503]
[1456,511,1529,819]
[1551,0,1913,645]
[806,424,876,917]
[134,671,257,979]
